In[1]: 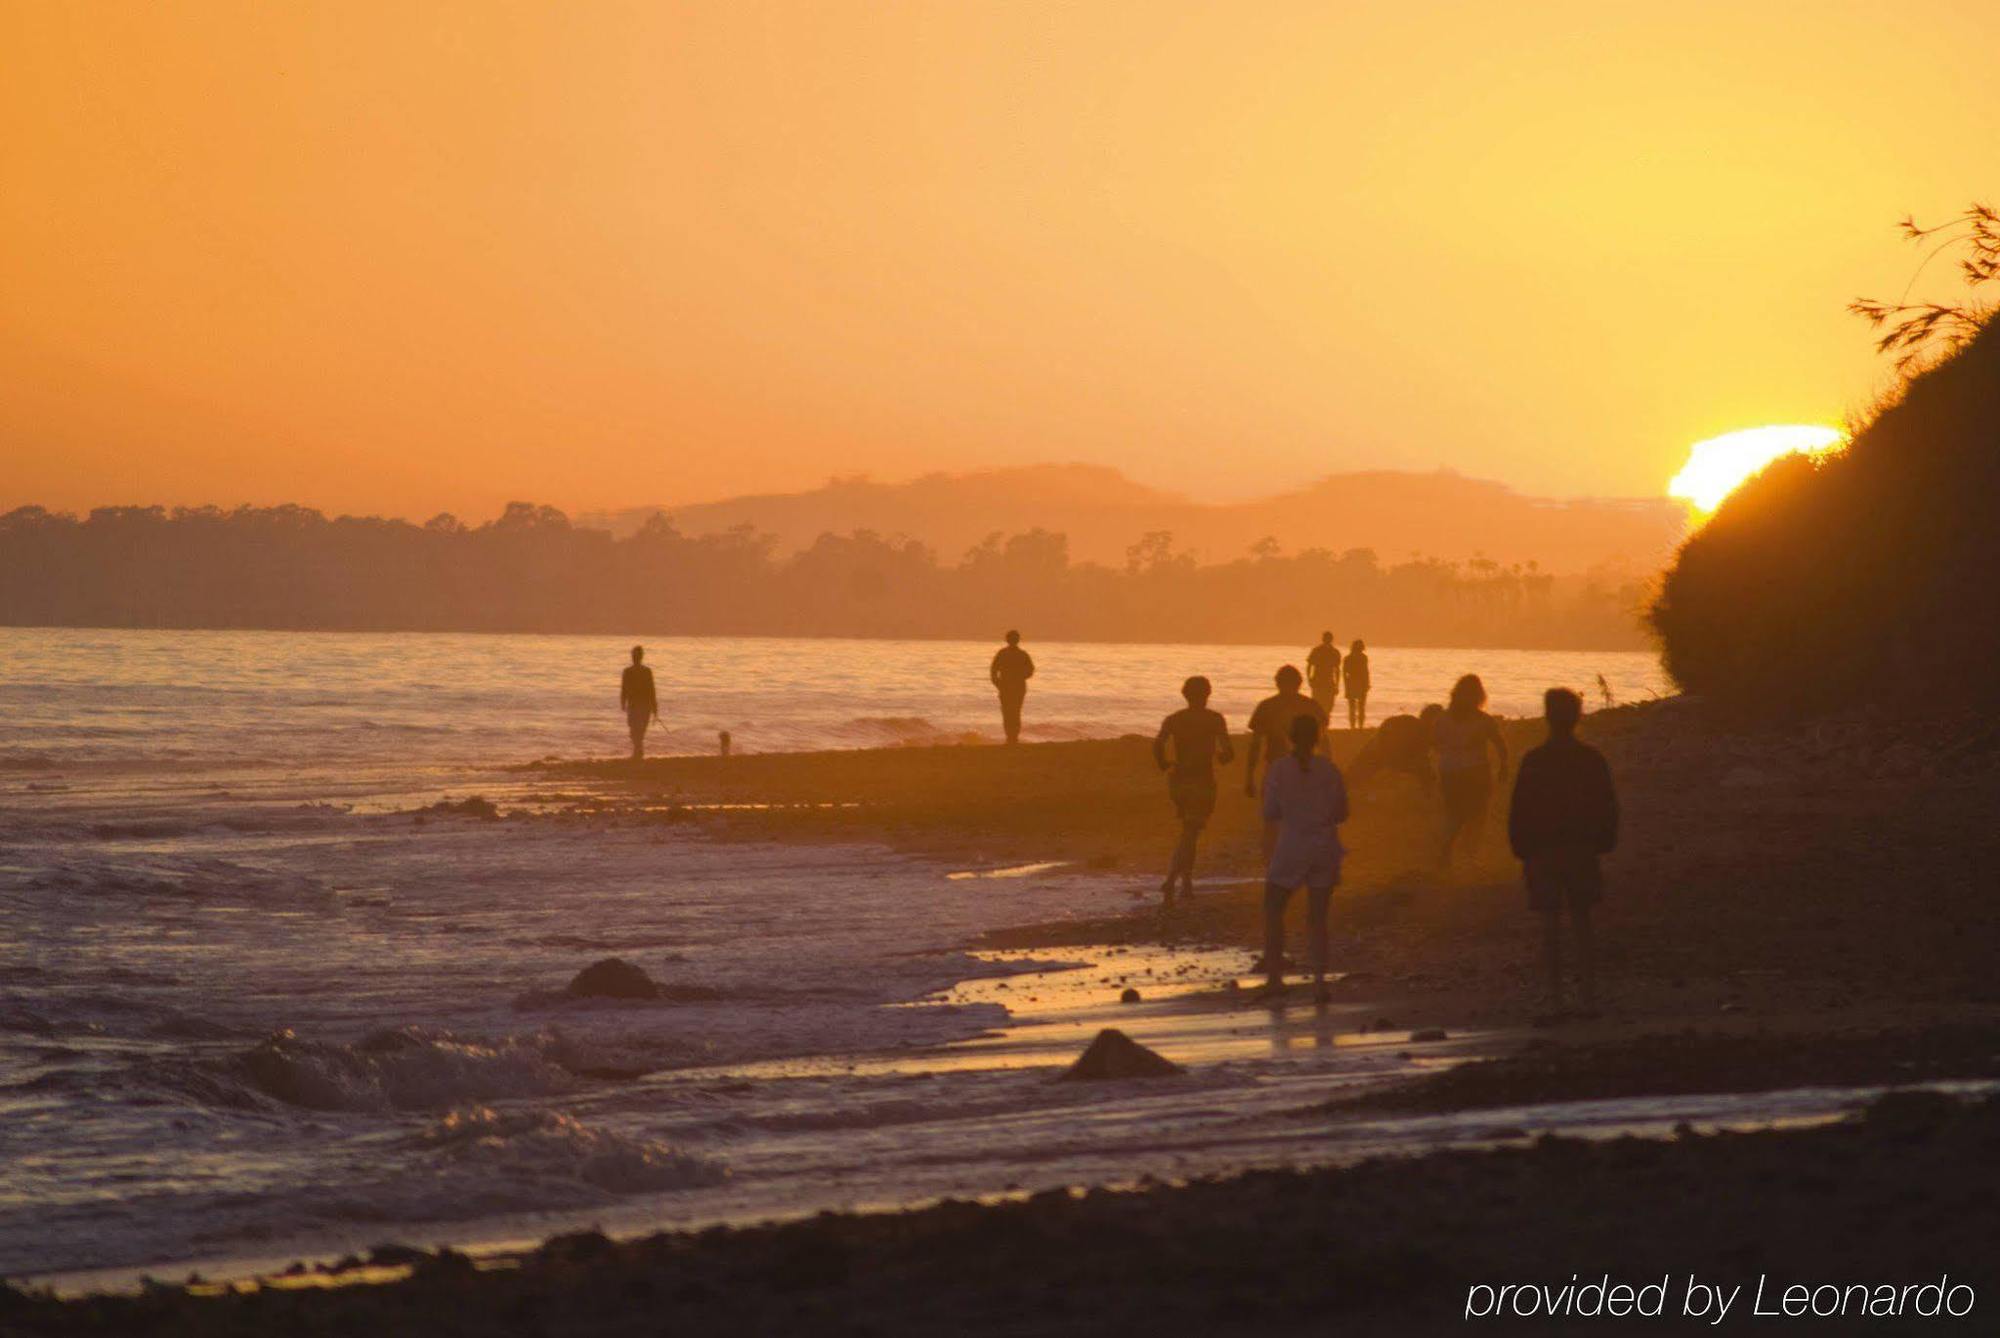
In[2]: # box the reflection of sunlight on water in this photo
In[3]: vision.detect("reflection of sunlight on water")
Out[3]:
[945,861,1070,881]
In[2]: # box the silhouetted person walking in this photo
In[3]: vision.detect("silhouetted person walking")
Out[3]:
[620,645,659,761]
[1259,713,1349,1002]
[1343,639,1371,729]
[1152,675,1234,905]
[1434,673,1506,869]
[989,630,1035,744]
[1508,688,1618,1020]
[1306,632,1341,718]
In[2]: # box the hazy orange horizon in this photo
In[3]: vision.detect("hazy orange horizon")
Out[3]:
[4,2,1996,523]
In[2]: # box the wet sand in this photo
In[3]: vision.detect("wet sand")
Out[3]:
[15,1089,1998,1335]
[552,700,2000,1039]
[20,701,2000,1331]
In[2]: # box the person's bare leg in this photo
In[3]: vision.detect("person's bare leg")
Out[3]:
[1539,909,1566,1017]
[1178,822,1200,899]
[1307,887,1332,1001]
[1573,905,1598,1015]
[1162,823,1195,903]
[1260,882,1289,995]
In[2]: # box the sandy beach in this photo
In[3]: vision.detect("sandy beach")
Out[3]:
[550,698,2000,1036]
[12,1091,1997,1335]
[13,698,2000,1332]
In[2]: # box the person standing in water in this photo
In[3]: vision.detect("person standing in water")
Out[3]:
[989,630,1035,745]
[1259,712,1349,1002]
[1434,673,1507,868]
[1508,688,1618,1020]
[1343,639,1371,730]
[1305,632,1341,720]
[619,645,659,761]
[1152,675,1234,906]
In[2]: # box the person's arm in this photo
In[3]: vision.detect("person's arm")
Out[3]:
[1506,755,1535,860]
[650,674,661,721]
[1022,652,1035,680]
[1329,764,1350,825]
[1215,716,1235,767]
[1595,753,1620,854]
[1261,769,1283,825]
[619,671,630,712]
[1244,733,1263,795]
[989,652,1003,688]
[1488,715,1508,778]
[1153,718,1172,772]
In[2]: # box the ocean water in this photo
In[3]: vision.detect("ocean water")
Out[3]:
[0,629,1672,1282]
[1,628,1669,769]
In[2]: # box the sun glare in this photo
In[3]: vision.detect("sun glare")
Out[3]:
[1667,425,1845,513]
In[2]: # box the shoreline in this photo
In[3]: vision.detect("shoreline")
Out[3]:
[543,697,2000,1035]
[15,1085,1998,1334]
[18,699,2000,1328]
[22,922,2000,1304]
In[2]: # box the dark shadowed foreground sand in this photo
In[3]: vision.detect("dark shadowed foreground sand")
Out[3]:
[16,701,2000,1333]
[12,1088,1997,1336]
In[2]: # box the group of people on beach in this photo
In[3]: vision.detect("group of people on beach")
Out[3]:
[617,631,1618,1019]
[1143,644,1617,1018]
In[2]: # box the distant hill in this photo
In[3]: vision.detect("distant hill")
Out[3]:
[579,464,1684,575]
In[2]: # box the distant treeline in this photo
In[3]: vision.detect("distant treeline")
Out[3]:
[0,503,1649,649]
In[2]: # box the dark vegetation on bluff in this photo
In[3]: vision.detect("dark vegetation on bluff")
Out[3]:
[0,505,1645,648]
[1653,214,2000,714]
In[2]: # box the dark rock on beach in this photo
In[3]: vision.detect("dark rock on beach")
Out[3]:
[426,795,501,820]
[564,958,662,1000]
[1058,1028,1181,1080]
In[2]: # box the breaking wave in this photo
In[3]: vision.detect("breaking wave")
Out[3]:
[229,1026,581,1112]
[307,1107,727,1225]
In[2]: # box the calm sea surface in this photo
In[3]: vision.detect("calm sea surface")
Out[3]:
[0,630,1672,1282]
[1,629,1669,770]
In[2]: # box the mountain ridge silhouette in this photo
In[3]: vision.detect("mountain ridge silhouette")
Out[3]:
[579,463,1682,575]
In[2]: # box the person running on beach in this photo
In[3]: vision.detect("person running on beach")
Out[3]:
[1343,639,1371,729]
[619,646,660,761]
[1152,676,1234,906]
[989,631,1036,745]
[1508,688,1618,1021]
[1259,712,1349,1002]
[1306,633,1341,718]
[1434,673,1507,869]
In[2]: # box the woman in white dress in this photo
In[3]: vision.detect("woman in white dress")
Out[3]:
[1259,711,1350,1001]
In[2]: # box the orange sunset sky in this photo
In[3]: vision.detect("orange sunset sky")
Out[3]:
[4,1,1997,521]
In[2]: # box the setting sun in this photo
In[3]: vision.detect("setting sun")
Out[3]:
[1667,425,1847,513]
